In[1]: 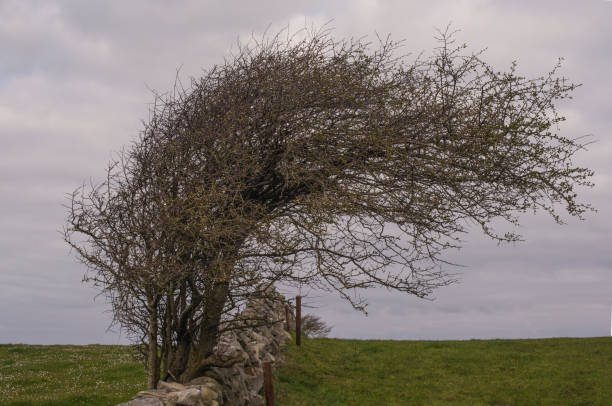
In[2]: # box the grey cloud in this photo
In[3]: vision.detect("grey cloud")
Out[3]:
[1,0,611,344]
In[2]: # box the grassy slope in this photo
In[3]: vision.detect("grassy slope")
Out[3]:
[1,337,611,405]
[0,344,145,406]
[276,336,612,406]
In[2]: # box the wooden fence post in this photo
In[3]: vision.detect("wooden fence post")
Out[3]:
[263,361,275,406]
[296,295,302,346]
[285,303,291,332]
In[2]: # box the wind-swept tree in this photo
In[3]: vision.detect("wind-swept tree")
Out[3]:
[301,314,333,338]
[64,27,593,387]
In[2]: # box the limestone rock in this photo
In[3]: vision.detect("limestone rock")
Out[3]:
[158,381,188,393]
[167,388,201,405]
[198,386,219,405]
[243,366,263,392]
[119,397,166,406]
[187,376,223,395]
[245,341,266,364]
[187,375,220,386]
[249,394,265,406]
[214,332,249,364]
[135,390,168,399]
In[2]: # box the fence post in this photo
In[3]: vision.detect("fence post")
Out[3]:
[285,303,291,332]
[296,295,302,346]
[263,361,275,406]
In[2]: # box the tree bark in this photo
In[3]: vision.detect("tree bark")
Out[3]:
[179,280,230,382]
[161,284,174,380]
[147,299,160,389]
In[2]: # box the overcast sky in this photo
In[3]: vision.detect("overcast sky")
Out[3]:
[1,0,611,345]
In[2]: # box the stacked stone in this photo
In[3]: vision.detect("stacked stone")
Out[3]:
[118,378,222,406]
[117,287,292,406]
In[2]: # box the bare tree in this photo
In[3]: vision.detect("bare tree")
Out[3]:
[64,27,593,387]
[301,314,332,338]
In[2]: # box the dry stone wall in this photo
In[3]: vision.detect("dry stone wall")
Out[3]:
[117,287,292,406]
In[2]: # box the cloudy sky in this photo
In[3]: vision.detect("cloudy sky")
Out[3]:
[1,0,611,344]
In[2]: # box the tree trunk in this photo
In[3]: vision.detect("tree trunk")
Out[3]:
[147,299,160,389]
[167,331,191,381]
[179,281,230,382]
[166,276,205,380]
[161,284,174,380]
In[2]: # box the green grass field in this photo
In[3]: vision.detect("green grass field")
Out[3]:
[1,337,611,405]
[0,344,145,406]
[276,336,612,406]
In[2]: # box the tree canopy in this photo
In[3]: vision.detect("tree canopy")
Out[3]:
[64,27,593,387]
